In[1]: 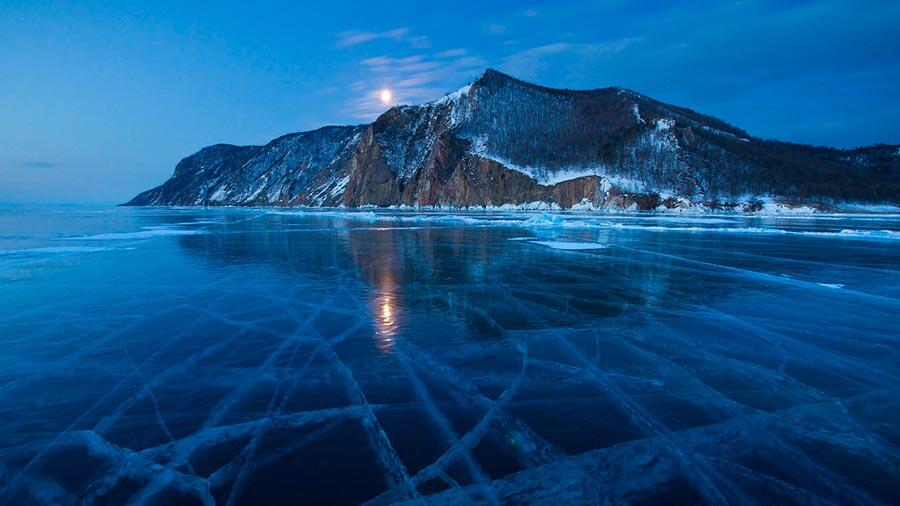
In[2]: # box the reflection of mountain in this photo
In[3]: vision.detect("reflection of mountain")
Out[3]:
[128,69,899,210]
[171,214,695,340]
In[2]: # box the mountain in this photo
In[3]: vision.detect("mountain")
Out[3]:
[126,69,900,211]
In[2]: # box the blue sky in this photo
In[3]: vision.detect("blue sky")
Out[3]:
[1,0,898,204]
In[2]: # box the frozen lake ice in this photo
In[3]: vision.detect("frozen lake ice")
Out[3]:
[0,206,898,504]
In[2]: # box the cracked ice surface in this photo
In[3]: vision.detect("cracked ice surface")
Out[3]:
[0,206,899,505]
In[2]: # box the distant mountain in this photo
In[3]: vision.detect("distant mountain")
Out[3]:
[126,69,900,211]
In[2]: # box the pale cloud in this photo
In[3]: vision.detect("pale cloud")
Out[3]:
[517,42,571,56]
[407,35,431,49]
[499,42,571,79]
[486,23,507,35]
[500,38,640,80]
[437,48,468,58]
[335,27,416,48]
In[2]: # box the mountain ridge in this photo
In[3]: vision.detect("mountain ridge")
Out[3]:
[126,69,900,211]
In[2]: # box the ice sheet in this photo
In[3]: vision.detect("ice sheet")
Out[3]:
[0,206,897,505]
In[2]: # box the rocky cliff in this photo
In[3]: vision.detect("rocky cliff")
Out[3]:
[126,69,900,211]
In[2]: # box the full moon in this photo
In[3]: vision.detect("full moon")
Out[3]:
[379,89,392,104]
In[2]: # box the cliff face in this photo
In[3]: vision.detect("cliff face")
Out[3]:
[126,69,900,210]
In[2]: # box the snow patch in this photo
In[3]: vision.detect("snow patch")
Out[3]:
[469,138,612,186]
[209,186,228,202]
[64,228,205,241]
[757,198,820,215]
[835,203,900,214]
[330,175,351,198]
[605,223,900,241]
[532,241,609,250]
[0,246,122,256]
[631,104,645,124]
[266,210,490,226]
[433,84,471,106]
[493,201,562,210]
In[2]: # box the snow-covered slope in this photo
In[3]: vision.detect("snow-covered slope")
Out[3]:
[127,126,365,206]
[127,69,900,210]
